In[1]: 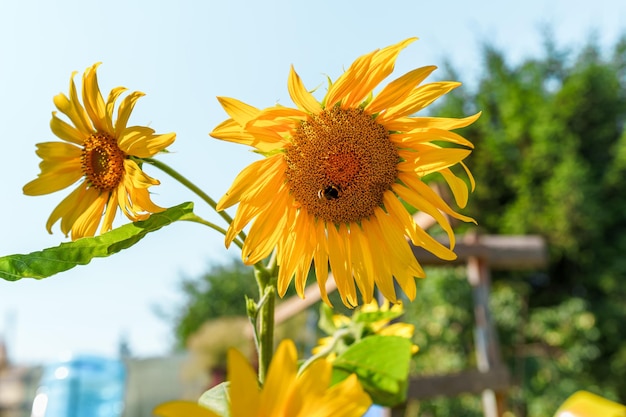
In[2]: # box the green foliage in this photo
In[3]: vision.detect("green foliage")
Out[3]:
[406,33,626,415]
[404,267,483,417]
[172,259,258,348]
[332,335,413,407]
[0,202,194,281]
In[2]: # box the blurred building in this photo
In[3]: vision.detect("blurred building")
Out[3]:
[0,342,207,417]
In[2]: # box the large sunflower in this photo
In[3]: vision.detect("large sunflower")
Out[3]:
[23,63,175,240]
[210,38,479,307]
[154,339,371,417]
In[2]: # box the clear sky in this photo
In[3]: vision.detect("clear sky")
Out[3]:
[1,0,625,364]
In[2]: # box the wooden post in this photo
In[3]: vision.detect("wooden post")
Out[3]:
[466,234,507,417]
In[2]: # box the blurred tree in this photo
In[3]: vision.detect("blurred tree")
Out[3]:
[172,259,258,348]
[405,33,626,416]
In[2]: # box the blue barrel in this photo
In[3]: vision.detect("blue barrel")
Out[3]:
[31,355,126,417]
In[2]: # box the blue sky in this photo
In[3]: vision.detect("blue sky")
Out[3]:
[1,0,625,364]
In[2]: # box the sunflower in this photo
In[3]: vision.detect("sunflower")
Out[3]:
[23,63,175,240]
[210,38,479,307]
[154,339,372,417]
[314,300,419,357]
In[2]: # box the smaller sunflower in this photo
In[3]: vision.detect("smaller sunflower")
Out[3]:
[314,300,418,357]
[23,63,175,240]
[154,339,372,417]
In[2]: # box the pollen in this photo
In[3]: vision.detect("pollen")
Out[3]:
[81,133,126,191]
[285,106,398,224]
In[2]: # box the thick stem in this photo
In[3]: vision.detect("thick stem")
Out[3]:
[254,266,276,384]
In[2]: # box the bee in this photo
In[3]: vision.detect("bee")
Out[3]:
[318,185,341,200]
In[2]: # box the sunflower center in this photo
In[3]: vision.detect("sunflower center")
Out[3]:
[81,133,126,191]
[285,106,398,224]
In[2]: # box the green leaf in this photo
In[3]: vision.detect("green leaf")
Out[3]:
[318,302,338,335]
[331,335,412,407]
[198,382,231,417]
[354,309,404,324]
[0,202,194,281]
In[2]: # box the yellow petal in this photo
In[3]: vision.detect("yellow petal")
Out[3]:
[398,147,472,177]
[216,96,261,126]
[82,63,107,132]
[384,111,481,132]
[100,187,119,235]
[392,181,459,259]
[327,223,357,307]
[349,225,375,304]
[242,186,290,264]
[228,348,261,417]
[50,112,85,145]
[305,374,372,417]
[123,159,159,188]
[288,65,322,114]
[345,37,418,108]
[117,126,175,157]
[313,220,332,305]
[105,86,128,132]
[115,91,145,133]
[259,340,298,416]
[391,128,474,149]
[366,65,436,114]
[360,216,397,302]
[154,401,221,417]
[23,169,82,195]
[217,154,284,210]
[379,81,461,123]
[440,167,470,208]
[394,174,475,224]
[71,192,108,239]
[325,49,376,108]
[210,118,286,152]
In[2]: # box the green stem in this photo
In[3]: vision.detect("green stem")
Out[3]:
[297,328,351,376]
[182,214,244,250]
[254,265,276,384]
[141,157,247,243]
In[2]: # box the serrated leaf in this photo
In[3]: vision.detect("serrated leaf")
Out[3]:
[198,382,231,417]
[331,335,412,407]
[0,202,194,281]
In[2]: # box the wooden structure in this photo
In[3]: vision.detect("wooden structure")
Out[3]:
[274,232,548,417]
